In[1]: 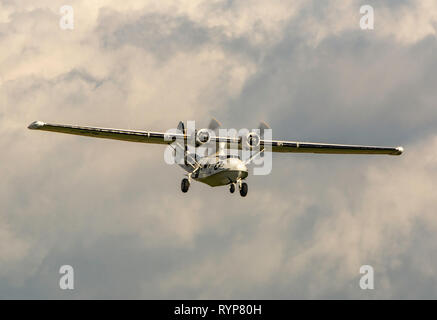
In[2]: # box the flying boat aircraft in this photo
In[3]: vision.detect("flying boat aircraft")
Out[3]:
[28,119,403,197]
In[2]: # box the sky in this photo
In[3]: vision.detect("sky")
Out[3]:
[1,0,437,299]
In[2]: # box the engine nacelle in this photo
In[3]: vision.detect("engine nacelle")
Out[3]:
[195,128,211,146]
[244,132,261,150]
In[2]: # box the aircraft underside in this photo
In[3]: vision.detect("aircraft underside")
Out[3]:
[180,157,250,196]
[195,169,249,187]
[181,170,249,196]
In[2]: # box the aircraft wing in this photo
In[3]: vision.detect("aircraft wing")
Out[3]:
[28,121,403,155]
[263,139,403,155]
[27,121,180,145]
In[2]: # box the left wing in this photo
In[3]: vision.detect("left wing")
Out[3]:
[28,121,181,145]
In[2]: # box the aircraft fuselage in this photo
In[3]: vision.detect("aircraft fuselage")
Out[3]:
[188,157,248,187]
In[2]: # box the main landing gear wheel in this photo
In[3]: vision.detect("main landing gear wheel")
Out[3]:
[230,184,235,194]
[181,178,190,193]
[239,182,248,197]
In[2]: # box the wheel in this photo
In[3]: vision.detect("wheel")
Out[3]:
[239,182,248,197]
[230,184,235,194]
[181,178,190,193]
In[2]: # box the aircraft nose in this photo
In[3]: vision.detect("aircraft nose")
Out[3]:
[226,158,247,172]
[237,161,248,172]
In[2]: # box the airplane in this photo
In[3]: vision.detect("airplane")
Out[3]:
[28,119,403,197]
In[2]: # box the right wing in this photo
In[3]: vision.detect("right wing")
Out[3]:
[27,121,182,145]
[266,139,403,155]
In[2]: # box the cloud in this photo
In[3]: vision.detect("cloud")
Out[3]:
[1,0,437,299]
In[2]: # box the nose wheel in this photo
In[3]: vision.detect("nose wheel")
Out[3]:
[181,178,190,193]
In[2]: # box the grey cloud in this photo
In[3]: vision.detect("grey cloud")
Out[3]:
[96,9,262,63]
[220,30,437,146]
[98,13,210,59]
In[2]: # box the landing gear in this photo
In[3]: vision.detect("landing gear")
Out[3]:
[229,184,235,194]
[181,178,190,193]
[239,182,248,197]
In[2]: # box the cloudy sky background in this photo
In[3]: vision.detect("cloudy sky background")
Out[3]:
[1,0,437,299]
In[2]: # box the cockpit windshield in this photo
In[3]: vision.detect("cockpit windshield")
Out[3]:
[221,155,240,159]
